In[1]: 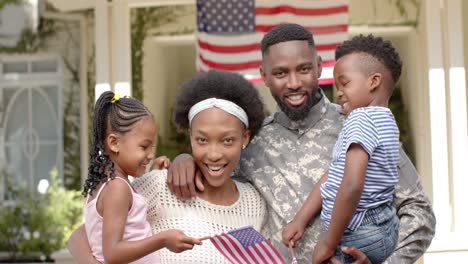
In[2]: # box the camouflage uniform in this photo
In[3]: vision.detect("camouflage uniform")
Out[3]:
[237,91,436,264]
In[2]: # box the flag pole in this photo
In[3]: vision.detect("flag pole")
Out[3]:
[198,236,211,241]
[289,242,297,264]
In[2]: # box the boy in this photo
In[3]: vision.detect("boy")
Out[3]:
[283,34,402,264]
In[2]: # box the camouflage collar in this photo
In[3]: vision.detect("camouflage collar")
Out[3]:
[274,88,330,132]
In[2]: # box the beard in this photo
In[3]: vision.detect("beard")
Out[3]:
[274,93,315,121]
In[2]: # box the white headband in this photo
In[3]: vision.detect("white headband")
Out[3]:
[188,98,249,128]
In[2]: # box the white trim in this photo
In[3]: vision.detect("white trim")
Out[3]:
[348,25,415,37]
[111,0,132,95]
[48,0,195,12]
[446,0,468,233]
[94,0,110,84]
[424,0,451,234]
[427,232,468,252]
[47,0,95,12]
[95,83,111,102]
[152,34,195,46]
[114,82,131,97]
[128,0,195,8]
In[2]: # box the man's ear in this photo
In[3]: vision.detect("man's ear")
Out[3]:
[259,65,268,86]
[369,73,382,91]
[106,133,119,154]
[316,55,323,78]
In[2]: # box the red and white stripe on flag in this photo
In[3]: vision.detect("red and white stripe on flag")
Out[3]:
[196,0,349,85]
[209,226,285,264]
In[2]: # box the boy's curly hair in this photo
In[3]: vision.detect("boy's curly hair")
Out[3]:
[335,34,403,84]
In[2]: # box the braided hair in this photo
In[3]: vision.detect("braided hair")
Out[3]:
[82,91,152,197]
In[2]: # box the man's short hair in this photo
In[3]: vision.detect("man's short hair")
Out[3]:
[260,23,315,56]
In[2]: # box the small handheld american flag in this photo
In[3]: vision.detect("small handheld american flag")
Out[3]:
[209,226,285,264]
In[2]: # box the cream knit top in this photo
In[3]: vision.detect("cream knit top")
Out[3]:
[132,169,267,264]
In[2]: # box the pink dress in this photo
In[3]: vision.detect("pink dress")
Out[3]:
[85,177,160,263]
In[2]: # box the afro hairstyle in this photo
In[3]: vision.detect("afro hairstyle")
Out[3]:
[173,70,265,138]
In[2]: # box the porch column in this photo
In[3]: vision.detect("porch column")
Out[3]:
[424,0,468,262]
[424,0,450,232]
[446,0,468,234]
[94,0,111,100]
[111,0,132,96]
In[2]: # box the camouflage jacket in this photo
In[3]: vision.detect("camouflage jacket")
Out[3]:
[237,92,436,263]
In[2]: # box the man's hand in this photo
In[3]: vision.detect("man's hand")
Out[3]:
[167,153,204,200]
[282,221,305,247]
[329,247,372,264]
[151,156,170,170]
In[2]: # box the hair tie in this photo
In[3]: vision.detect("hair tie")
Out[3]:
[188,98,249,128]
[111,93,121,103]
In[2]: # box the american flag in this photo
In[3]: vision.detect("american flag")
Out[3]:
[196,0,349,85]
[210,226,285,264]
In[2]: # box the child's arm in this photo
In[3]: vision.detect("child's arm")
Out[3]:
[313,143,368,264]
[101,179,201,264]
[282,172,328,247]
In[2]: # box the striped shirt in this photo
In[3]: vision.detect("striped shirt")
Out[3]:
[320,106,400,231]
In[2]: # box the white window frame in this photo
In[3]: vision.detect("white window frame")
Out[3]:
[0,54,64,195]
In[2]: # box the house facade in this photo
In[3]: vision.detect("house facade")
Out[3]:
[1,0,467,262]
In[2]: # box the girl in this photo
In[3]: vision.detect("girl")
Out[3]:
[83,91,201,264]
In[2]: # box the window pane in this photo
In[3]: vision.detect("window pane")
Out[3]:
[31,60,58,73]
[32,87,59,141]
[3,88,31,190]
[3,61,28,74]
[33,144,61,191]
[4,88,28,144]
[4,144,31,191]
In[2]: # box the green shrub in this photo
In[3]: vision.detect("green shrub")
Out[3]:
[0,168,83,261]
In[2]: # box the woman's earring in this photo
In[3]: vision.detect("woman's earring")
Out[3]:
[242,144,246,150]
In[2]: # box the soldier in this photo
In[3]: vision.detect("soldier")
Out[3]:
[168,24,435,263]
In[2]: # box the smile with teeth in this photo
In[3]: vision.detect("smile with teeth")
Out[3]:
[285,93,306,106]
[206,164,226,176]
